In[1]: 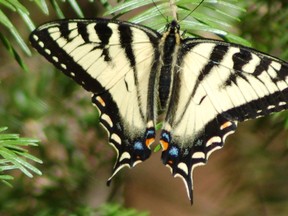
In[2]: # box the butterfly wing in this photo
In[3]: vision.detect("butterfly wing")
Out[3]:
[29,18,161,183]
[160,39,288,203]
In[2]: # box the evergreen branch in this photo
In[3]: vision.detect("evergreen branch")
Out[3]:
[104,0,249,45]
[0,127,42,186]
[0,32,29,72]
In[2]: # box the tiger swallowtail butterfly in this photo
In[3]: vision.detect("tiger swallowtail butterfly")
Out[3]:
[29,15,288,204]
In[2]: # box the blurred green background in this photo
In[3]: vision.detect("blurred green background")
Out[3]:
[1,0,288,215]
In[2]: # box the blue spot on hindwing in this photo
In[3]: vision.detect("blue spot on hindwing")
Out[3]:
[162,131,170,142]
[146,129,155,137]
[134,141,144,150]
[195,139,203,146]
[168,146,179,157]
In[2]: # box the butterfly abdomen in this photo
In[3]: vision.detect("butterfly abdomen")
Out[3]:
[158,23,181,109]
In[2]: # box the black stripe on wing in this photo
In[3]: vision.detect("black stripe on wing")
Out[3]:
[29,20,105,94]
[191,44,229,97]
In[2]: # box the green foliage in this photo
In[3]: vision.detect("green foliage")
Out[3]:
[0,32,29,72]
[106,0,250,45]
[0,0,32,55]
[0,127,42,186]
[239,0,288,59]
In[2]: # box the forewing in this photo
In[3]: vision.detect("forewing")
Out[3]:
[160,38,288,203]
[29,18,161,183]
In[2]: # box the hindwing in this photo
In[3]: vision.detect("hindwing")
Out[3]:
[29,18,161,182]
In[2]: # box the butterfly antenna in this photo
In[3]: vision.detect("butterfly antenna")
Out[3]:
[179,0,205,23]
[152,0,168,23]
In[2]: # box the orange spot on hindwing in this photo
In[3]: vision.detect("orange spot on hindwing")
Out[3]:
[96,96,106,107]
[160,140,169,151]
[145,138,155,148]
[168,160,173,165]
[220,121,232,130]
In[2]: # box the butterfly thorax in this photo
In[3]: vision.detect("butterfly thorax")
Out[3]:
[158,21,181,110]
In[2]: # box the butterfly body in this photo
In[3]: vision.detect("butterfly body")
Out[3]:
[30,18,288,204]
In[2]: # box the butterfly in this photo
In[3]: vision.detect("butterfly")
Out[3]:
[29,17,288,204]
